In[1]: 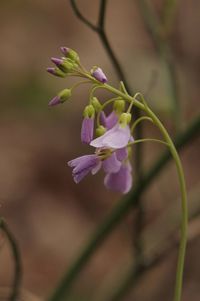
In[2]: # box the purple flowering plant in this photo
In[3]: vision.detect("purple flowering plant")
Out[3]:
[47,47,188,301]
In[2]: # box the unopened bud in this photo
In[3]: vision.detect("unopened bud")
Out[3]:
[91,67,108,83]
[60,47,80,62]
[96,125,106,137]
[119,113,132,127]
[114,99,125,114]
[47,67,66,78]
[58,88,72,102]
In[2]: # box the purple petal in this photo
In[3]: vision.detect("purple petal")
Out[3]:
[100,111,118,130]
[48,96,61,106]
[102,153,121,173]
[92,68,108,83]
[90,124,131,149]
[68,154,100,183]
[91,162,102,175]
[47,67,56,75]
[104,164,132,194]
[51,57,63,67]
[115,148,128,161]
[81,117,94,144]
[60,47,69,56]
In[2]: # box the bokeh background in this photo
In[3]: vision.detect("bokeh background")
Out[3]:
[0,1,200,300]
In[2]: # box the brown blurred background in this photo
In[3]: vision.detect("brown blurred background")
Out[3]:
[0,1,200,300]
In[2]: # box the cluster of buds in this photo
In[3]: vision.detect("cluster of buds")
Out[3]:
[47,47,133,194]
[47,47,80,78]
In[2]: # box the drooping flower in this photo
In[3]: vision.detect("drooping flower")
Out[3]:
[91,67,108,83]
[90,123,131,149]
[104,162,132,194]
[81,118,94,144]
[81,105,95,144]
[68,154,101,183]
[102,152,121,173]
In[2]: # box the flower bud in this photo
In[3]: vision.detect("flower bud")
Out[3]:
[49,88,72,106]
[51,57,76,73]
[114,99,125,114]
[96,125,106,137]
[119,113,132,127]
[58,88,72,101]
[47,67,66,78]
[83,105,95,118]
[91,67,108,83]
[91,97,102,113]
[60,47,80,62]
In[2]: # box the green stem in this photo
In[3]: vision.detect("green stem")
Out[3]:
[0,218,22,301]
[131,116,153,133]
[128,138,169,147]
[48,114,199,301]
[98,81,187,301]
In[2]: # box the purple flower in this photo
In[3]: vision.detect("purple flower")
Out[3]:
[102,153,121,173]
[92,67,108,83]
[100,111,118,130]
[81,117,94,144]
[90,123,131,149]
[104,162,132,194]
[68,154,100,183]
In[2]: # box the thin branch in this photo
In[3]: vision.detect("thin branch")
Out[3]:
[48,115,200,301]
[98,0,107,29]
[70,0,132,94]
[0,219,22,301]
[70,0,98,31]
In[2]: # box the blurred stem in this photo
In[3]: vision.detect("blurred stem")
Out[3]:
[48,114,200,301]
[0,218,22,301]
[137,0,180,132]
[162,0,179,34]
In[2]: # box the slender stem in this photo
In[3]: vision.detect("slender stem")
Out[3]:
[0,219,22,301]
[48,114,199,301]
[145,108,187,301]
[128,138,169,147]
[162,0,179,34]
[100,83,187,301]
[131,116,153,133]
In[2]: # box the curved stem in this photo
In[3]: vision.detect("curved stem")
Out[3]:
[98,81,187,301]
[128,138,169,147]
[0,218,22,301]
[131,116,153,133]
[145,107,187,301]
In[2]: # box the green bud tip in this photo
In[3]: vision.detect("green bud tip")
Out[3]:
[114,99,125,114]
[58,88,72,102]
[83,105,95,118]
[91,97,102,113]
[96,125,106,137]
[119,112,132,126]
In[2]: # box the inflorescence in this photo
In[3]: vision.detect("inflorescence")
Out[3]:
[47,47,148,194]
